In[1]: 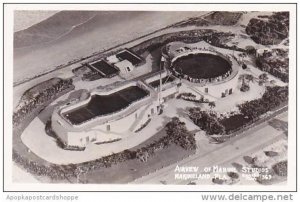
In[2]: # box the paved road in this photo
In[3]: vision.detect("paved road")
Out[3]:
[132,110,288,184]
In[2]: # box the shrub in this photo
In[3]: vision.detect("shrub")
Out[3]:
[246,12,289,45]
[272,161,287,177]
[240,82,250,92]
[13,78,74,126]
[264,151,279,157]
[189,108,225,135]
[227,172,239,179]
[238,86,288,120]
[166,117,197,150]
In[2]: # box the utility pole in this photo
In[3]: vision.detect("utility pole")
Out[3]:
[159,57,163,107]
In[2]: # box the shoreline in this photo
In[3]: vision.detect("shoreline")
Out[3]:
[13,12,212,87]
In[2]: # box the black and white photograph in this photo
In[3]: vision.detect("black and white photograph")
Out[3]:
[2,3,297,195]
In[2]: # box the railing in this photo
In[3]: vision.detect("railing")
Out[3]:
[165,47,234,84]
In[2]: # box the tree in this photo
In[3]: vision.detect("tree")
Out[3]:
[166,117,196,150]
[258,73,269,85]
[245,74,255,83]
[242,63,248,70]
[245,45,256,55]
[208,101,216,109]
[238,74,247,85]
[239,74,255,90]
[240,82,250,92]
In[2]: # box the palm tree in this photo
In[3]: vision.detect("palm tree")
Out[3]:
[245,74,254,83]
[239,74,255,84]
[238,74,247,85]
[259,73,269,84]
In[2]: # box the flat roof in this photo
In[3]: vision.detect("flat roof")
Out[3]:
[90,60,119,76]
[116,50,142,66]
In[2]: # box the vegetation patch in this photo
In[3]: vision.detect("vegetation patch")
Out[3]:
[219,114,251,133]
[131,29,243,58]
[246,12,289,45]
[256,49,289,82]
[177,92,209,103]
[176,11,242,27]
[189,108,225,135]
[238,86,288,120]
[272,161,288,177]
[189,86,288,136]
[13,78,74,126]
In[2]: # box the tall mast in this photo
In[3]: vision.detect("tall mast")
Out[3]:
[159,56,163,105]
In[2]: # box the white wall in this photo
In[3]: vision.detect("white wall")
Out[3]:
[51,112,69,144]
[196,75,239,98]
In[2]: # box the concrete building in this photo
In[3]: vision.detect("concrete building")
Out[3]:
[51,72,180,148]
[105,49,144,74]
[51,42,240,148]
[114,60,134,74]
[162,41,240,98]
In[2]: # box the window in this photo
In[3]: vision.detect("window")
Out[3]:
[229,88,233,94]
[107,125,110,131]
[205,88,208,93]
[127,67,131,72]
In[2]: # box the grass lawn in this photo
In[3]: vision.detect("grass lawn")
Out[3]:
[82,129,195,184]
